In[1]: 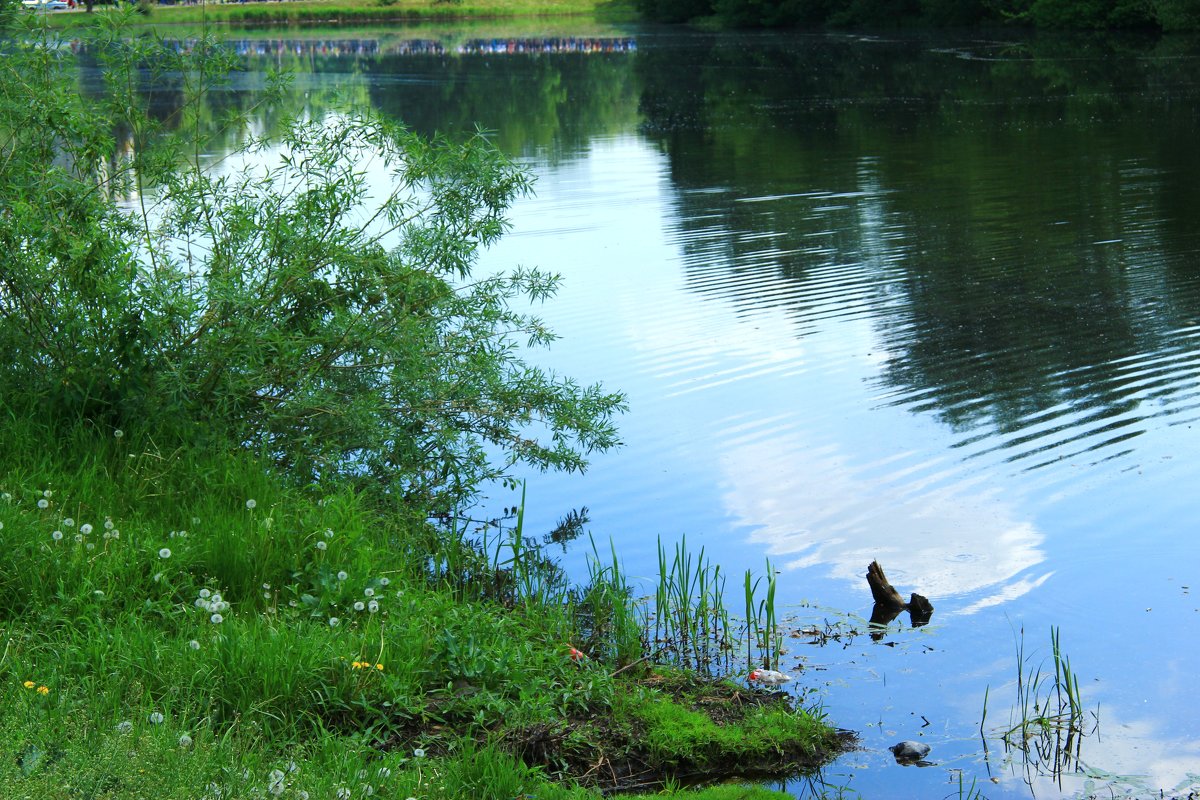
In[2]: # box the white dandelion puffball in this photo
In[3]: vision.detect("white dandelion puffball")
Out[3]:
[159,548,171,559]
[245,499,257,510]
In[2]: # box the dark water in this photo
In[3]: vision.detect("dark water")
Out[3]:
[169,27,1200,798]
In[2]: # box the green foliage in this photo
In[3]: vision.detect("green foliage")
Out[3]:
[1153,0,1200,27]
[0,12,625,512]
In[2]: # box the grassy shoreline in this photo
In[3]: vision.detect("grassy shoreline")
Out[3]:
[44,0,640,27]
[0,420,849,798]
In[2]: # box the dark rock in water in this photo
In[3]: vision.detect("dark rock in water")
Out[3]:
[889,740,931,763]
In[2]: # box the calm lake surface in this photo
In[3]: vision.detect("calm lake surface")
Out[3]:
[168,25,1200,798]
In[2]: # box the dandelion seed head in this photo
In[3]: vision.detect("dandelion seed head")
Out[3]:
[74,534,83,543]
[63,518,74,527]
[377,766,392,779]
[413,748,426,758]
[42,490,52,499]
[210,613,224,624]
[353,601,365,611]
[379,577,390,587]
[104,518,114,530]
[367,600,379,613]
[153,572,164,582]
[37,499,49,509]
[199,588,212,599]
[337,571,348,581]
[245,499,256,510]
[159,548,171,559]
[364,588,374,597]
[149,712,164,724]
[86,542,95,550]
[189,640,201,650]
[52,530,63,541]
[113,429,124,439]
[328,617,340,627]
[315,540,327,551]
[116,720,133,734]
[179,734,193,748]
[80,523,92,535]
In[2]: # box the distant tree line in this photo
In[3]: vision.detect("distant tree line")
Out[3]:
[637,0,1200,30]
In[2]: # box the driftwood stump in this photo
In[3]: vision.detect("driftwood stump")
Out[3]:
[865,560,934,638]
[866,560,907,610]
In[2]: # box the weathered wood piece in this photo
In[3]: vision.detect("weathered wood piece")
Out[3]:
[866,560,907,610]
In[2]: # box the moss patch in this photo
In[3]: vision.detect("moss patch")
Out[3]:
[502,668,854,794]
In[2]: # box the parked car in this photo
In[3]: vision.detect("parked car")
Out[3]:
[22,0,73,9]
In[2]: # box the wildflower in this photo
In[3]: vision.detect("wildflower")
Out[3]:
[377,766,392,779]
[328,617,340,627]
[375,663,384,671]
[37,686,48,695]
[286,761,299,774]
[1,492,11,502]
[413,748,426,758]
[86,542,95,550]
[354,601,365,612]
[80,523,92,535]
[364,587,375,597]
[104,518,114,530]
[367,600,379,614]
[52,530,63,541]
[210,613,224,624]
[113,429,124,439]
[337,571,348,581]
[189,640,201,650]
[153,572,164,583]
[335,789,350,800]
[23,680,35,689]
[315,540,327,551]
[37,499,49,509]
[361,785,375,796]
[43,490,52,499]
[93,590,104,597]
[267,769,286,796]
[298,793,310,800]
[379,577,390,587]
[116,720,133,734]
[179,734,193,748]
[324,528,334,539]
[63,517,74,527]
[149,712,164,724]
[245,499,256,510]
[75,534,84,543]
[199,588,212,599]
[159,548,171,559]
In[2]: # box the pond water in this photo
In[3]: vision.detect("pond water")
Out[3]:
[147,25,1200,798]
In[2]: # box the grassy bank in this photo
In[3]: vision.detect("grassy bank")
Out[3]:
[44,0,639,27]
[0,420,848,798]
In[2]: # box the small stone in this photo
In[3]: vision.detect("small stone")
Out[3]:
[889,740,931,763]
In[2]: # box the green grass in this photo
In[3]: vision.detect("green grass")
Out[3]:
[41,0,640,28]
[0,417,842,798]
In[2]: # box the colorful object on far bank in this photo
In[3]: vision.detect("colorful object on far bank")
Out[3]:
[566,644,586,662]
[748,668,792,686]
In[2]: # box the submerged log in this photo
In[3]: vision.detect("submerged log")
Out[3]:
[865,560,934,638]
[866,560,907,610]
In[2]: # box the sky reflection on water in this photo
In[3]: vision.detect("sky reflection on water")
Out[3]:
[171,27,1200,797]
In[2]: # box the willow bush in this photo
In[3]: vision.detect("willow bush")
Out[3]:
[0,11,625,510]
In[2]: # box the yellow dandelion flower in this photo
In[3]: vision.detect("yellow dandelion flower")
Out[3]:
[376,664,384,671]
[23,680,35,689]
[36,686,49,695]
